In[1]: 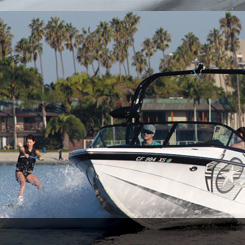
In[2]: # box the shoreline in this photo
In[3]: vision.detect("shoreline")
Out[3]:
[0,152,70,165]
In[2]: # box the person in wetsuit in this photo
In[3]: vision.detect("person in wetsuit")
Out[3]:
[16,134,43,205]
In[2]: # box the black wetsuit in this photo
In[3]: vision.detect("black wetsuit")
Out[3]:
[16,145,37,182]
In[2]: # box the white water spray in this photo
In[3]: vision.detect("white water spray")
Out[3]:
[0,164,110,219]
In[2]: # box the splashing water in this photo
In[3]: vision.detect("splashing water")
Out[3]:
[0,164,110,219]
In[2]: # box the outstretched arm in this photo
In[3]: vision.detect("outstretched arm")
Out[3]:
[35,150,44,161]
[19,146,29,158]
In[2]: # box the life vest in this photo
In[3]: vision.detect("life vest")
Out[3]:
[16,145,37,171]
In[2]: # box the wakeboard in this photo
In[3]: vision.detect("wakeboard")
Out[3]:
[4,203,24,208]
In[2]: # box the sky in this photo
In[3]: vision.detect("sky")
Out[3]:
[1,11,245,84]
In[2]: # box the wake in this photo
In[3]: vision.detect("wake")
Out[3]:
[0,164,110,220]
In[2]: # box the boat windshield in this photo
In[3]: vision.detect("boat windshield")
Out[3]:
[90,122,245,150]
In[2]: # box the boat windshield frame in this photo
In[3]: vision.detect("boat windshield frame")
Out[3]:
[90,121,245,152]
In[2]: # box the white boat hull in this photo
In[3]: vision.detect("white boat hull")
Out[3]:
[70,146,245,228]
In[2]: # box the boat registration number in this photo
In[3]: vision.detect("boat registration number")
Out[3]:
[136,156,172,163]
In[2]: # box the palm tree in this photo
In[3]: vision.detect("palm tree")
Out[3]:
[112,42,127,76]
[200,43,216,69]
[45,114,87,149]
[182,32,201,66]
[152,27,171,69]
[207,28,223,67]
[76,28,97,74]
[132,51,147,79]
[14,38,32,65]
[207,29,230,91]
[95,74,133,126]
[220,12,242,127]
[110,17,125,76]
[72,73,102,127]
[45,17,66,81]
[57,22,66,81]
[173,44,192,70]
[28,36,39,69]
[74,31,86,71]
[121,27,131,76]
[29,18,47,130]
[92,31,103,77]
[141,38,156,75]
[96,21,113,75]
[100,48,115,75]
[54,74,88,115]
[124,12,141,77]
[199,43,216,85]
[65,23,79,74]
[84,29,97,74]
[0,19,13,60]
[29,18,45,83]
[77,46,90,73]
[181,76,204,122]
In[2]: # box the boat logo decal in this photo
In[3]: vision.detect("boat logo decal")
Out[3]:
[205,158,244,200]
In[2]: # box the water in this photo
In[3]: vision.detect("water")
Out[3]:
[0,164,109,219]
[1,163,245,244]
[0,0,244,11]
[0,0,165,11]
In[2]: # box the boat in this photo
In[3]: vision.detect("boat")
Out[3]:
[69,64,245,229]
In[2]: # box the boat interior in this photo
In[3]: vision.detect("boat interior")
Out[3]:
[90,121,245,151]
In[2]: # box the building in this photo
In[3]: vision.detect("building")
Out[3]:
[0,100,63,149]
[141,98,239,129]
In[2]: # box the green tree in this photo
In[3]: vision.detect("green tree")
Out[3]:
[96,21,113,75]
[45,17,66,80]
[28,36,39,69]
[132,51,147,79]
[141,38,156,75]
[14,38,32,65]
[173,44,192,69]
[152,27,171,69]
[124,12,141,77]
[53,74,87,114]
[29,18,47,129]
[0,19,13,60]
[92,30,103,77]
[110,17,125,76]
[95,74,134,126]
[65,23,79,74]
[220,12,242,127]
[100,48,115,75]
[45,114,87,149]
[0,60,42,149]
[29,18,45,84]
[181,76,208,122]
[182,32,201,66]
[181,74,221,123]
[200,43,216,69]
[76,28,97,74]
[207,28,223,68]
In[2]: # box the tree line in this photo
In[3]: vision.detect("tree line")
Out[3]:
[0,11,244,149]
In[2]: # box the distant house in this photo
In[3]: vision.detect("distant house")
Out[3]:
[141,98,239,129]
[0,100,64,149]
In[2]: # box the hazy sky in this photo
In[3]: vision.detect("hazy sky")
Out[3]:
[1,11,245,84]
